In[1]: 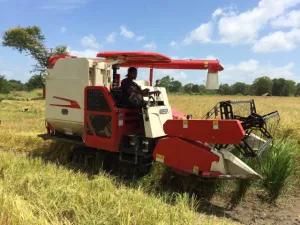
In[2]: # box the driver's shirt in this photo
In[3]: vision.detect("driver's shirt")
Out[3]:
[120,78,143,107]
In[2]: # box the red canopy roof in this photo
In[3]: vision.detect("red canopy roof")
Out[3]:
[97,51,171,63]
[97,51,223,72]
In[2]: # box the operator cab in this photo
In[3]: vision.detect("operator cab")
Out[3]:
[109,66,167,109]
[108,64,173,138]
[96,51,223,139]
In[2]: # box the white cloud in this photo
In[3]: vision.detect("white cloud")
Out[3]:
[136,36,145,41]
[218,0,300,44]
[41,0,88,10]
[69,48,98,58]
[183,22,213,44]
[179,0,300,53]
[271,10,300,28]
[106,32,116,43]
[169,41,178,47]
[120,25,135,39]
[60,26,67,33]
[221,59,297,84]
[0,70,15,79]
[80,34,100,49]
[143,42,157,50]
[212,7,237,19]
[68,34,101,58]
[152,69,188,83]
[253,29,300,53]
[212,8,224,18]
[205,55,217,60]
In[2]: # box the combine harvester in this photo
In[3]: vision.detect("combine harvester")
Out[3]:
[44,51,279,179]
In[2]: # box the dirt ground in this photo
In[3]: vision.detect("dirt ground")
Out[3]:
[204,192,300,225]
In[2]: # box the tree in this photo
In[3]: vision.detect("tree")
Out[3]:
[183,83,194,94]
[156,76,182,92]
[231,82,249,95]
[295,83,300,96]
[2,26,67,95]
[183,84,203,94]
[284,80,296,96]
[25,75,44,91]
[169,80,182,92]
[8,79,25,91]
[2,26,48,72]
[218,84,231,95]
[0,75,10,93]
[252,76,273,96]
[272,78,296,96]
[191,84,200,93]
[157,76,172,90]
[198,84,206,94]
[272,78,286,96]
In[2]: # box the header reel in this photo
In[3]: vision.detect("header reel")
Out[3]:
[205,99,280,157]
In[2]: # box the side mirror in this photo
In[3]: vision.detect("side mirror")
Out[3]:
[206,71,219,89]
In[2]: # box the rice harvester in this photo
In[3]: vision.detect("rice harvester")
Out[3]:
[44,51,279,179]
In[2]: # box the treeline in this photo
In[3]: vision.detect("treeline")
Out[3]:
[1,73,300,96]
[0,75,43,93]
[157,76,300,96]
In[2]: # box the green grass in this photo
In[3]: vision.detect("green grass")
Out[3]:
[0,89,43,101]
[258,140,299,201]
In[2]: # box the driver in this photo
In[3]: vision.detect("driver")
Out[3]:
[121,67,149,108]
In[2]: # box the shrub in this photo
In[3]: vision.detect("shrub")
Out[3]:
[258,140,297,201]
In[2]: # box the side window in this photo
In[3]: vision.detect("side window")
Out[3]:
[87,89,111,112]
[89,115,112,137]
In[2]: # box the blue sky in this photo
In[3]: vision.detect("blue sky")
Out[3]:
[0,0,300,85]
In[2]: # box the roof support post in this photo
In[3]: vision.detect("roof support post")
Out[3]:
[149,67,154,86]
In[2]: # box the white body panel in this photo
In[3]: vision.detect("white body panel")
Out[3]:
[46,56,172,138]
[206,72,219,89]
[140,86,173,138]
[45,58,111,136]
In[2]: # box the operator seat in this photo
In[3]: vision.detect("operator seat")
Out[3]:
[110,88,124,107]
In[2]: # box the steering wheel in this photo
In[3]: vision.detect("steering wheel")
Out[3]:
[146,95,156,106]
[144,90,161,106]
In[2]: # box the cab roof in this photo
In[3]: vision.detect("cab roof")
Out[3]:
[97,51,223,72]
[47,51,224,72]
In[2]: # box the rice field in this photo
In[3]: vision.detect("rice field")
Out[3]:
[169,95,300,140]
[0,92,299,224]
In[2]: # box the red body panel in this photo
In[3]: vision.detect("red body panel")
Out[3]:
[83,86,143,152]
[163,119,245,144]
[153,137,220,175]
[50,96,81,109]
[47,54,76,68]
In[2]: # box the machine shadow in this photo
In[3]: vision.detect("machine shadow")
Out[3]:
[29,141,245,222]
